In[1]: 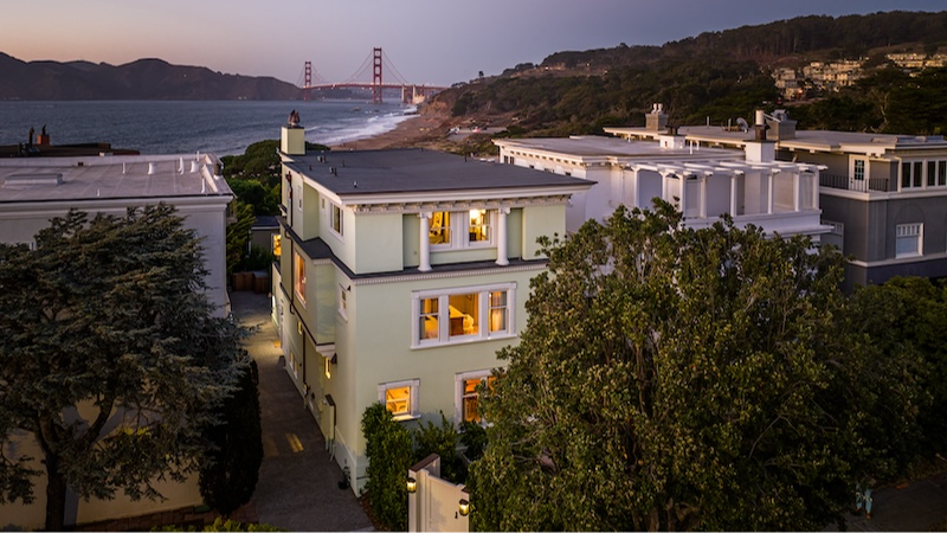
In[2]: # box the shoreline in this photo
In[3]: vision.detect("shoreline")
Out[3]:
[329,104,451,151]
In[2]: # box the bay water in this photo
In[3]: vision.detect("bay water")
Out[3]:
[0,100,415,156]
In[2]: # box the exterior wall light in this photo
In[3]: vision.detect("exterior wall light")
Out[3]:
[406,476,417,494]
[458,499,470,516]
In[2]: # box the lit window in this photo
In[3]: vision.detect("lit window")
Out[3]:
[468,209,490,243]
[429,211,451,246]
[330,203,343,236]
[294,251,307,305]
[458,374,497,423]
[413,283,516,347]
[379,379,420,420]
[489,291,508,333]
[419,297,439,340]
[272,234,282,258]
[896,223,923,258]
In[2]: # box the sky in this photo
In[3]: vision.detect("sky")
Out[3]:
[1,0,945,87]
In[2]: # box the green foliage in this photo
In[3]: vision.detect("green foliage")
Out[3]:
[467,202,922,531]
[226,201,255,276]
[849,277,947,455]
[459,421,487,462]
[361,403,412,531]
[152,517,285,531]
[414,412,464,483]
[199,360,263,517]
[0,205,248,531]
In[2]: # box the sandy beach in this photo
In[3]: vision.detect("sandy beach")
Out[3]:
[330,102,451,151]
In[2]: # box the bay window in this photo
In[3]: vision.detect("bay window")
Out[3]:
[412,283,516,347]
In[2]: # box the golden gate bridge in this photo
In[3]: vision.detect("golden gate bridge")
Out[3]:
[299,47,448,104]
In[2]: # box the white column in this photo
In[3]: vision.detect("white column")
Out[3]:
[730,173,740,216]
[812,171,820,209]
[767,172,775,215]
[419,213,432,272]
[699,175,708,219]
[792,171,801,212]
[679,175,688,216]
[496,207,509,266]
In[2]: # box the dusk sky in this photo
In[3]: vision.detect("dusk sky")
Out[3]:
[2,0,945,87]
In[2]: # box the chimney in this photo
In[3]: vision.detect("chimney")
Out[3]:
[646,103,669,132]
[746,110,775,163]
[281,109,306,155]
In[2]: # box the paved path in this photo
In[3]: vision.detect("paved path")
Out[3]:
[832,473,947,532]
[231,291,373,532]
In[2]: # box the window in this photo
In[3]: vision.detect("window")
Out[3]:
[468,209,490,243]
[429,210,494,249]
[928,161,947,187]
[413,283,516,347]
[896,223,923,258]
[429,211,451,246]
[294,251,307,305]
[456,371,498,424]
[901,161,924,189]
[379,379,420,420]
[338,285,348,320]
[272,234,282,258]
[821,220,844,253]
[853,159,865,181]
[329,203,344,236]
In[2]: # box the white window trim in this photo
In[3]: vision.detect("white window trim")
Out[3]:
[895,223,923,258]
[338,284,348,320]
[411,282,517,349]
[429,210,497,251]
[454,369,494,425]
[293,251,307,308]
[378,379,420,421]
[328,201,344,241]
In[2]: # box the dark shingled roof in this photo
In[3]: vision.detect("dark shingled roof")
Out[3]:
[283,148,591,197]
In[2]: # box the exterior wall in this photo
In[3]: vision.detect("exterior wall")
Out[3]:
[0,427,201,530]
[522,205,565,259]
[354,213,404,273]
[338,266,539,490]
[0,198,230,313]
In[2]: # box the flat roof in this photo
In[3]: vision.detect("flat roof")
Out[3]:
[283,148,592,197]
[0,154,232,204]
[496,135,741,161]
[607,126,947,154]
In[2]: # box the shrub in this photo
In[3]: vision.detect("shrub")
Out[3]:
[361,403,412,531]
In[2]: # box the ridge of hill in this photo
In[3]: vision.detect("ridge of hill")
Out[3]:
[0,54,302,100]
[424,10,947,153]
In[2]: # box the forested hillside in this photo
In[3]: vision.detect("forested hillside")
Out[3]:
[433,10,947,148]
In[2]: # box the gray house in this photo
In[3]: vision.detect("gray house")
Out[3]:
[607,110,947,290]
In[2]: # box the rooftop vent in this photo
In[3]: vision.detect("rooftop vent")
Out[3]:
[4,173,63,186]
[147,162,157,175]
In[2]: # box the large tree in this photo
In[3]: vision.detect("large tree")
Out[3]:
[0,205,247,531]
[468,202,921,531]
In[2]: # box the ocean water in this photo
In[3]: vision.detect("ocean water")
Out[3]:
[0,100,415,156]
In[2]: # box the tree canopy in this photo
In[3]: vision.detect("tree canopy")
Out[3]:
[0,205,247,531]
[467,203,922,531]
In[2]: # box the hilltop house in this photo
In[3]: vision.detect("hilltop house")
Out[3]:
[272,119,591,491]
[605,108,947,289]
[495,106,829,240]
[0,152,233,529]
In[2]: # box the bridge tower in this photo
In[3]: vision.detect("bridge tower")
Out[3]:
[372,47,383,104]
[303,61,313,101]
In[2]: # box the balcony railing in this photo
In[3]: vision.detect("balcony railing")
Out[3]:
[819,173,889,192]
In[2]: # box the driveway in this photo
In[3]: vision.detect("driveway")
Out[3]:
[231,290,373,532]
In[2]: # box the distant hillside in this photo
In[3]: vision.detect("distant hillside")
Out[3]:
[0,54,302,100]
[430,10,947,149]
